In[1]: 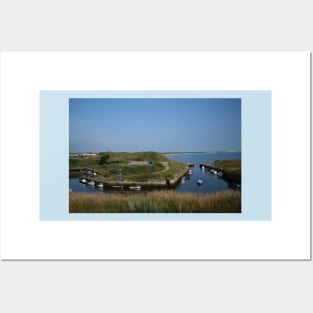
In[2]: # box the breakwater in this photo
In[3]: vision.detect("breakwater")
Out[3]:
[76,166,191,190]
[199,163,241,189]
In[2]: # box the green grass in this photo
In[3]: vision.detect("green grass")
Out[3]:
[69,190,241,213]
[70,151,187,182]
[99,151,168,162]
[123,162,164,175]
[206,159,241,178]
[70,155,101,168]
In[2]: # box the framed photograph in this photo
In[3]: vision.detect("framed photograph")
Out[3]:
[68,97,242,214]
[0,52,310,259]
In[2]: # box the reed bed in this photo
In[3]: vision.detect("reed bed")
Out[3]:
[69,190,241,213]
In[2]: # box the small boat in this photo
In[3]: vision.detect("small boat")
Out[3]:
[97,183,103,188]
[79,178,87,183]
[213,170,218,175]
[188,169,193,175]
[201,166,205,171]
[88,181,95,186]
[129,185,141,190]
[112,185,123,189]
[197,179,203,185]
[181,177,186,184]
[217,171,223,177]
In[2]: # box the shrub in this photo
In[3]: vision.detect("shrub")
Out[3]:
[99,154,110,165]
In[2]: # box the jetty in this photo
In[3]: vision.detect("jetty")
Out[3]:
[200,160,241,189]
[78,165,191,190]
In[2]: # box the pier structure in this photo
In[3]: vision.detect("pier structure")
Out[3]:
[75,166,191,190]
[199,163,241,189]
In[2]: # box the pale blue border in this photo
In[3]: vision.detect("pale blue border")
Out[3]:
[40,91,271,221]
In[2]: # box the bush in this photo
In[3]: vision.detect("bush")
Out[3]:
[99,154,110,165]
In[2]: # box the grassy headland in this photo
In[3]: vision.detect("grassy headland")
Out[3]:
[70,151,187,184]
[201,159,241,183]
[69,190,241,213]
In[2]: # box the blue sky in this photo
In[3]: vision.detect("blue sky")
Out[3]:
[69,98,241,152]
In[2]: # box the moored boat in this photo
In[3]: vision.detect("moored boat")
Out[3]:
[112,185,123,189]
[88,181,95,186]
[96,182,104,188]
[79,178,87,183]
[129,185,141,190]
[197,179,203,185]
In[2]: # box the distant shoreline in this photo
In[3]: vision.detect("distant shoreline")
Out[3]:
[70,151,241,156]
[163,151,241,157]
[163,152,207,157]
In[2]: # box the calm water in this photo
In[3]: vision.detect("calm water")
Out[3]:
[168,152,240,193]
[69,152,241,194]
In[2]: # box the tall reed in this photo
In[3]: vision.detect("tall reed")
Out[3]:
[69,190,241,213]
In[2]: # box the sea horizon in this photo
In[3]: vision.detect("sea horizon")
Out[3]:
[69,150,242,155]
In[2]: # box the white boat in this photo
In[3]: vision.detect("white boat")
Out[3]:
[213,170,218,175]
[88,181,95,186]
[129,185,141,190]
[112,185,123,189]
[181,177,186,184]
[188,169,193,175]
[217,172,223,177]
[97,183,103,188]
[197,179,203,185]
[79,178,87,183]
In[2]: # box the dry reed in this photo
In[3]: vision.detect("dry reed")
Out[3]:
[69,190,241,213]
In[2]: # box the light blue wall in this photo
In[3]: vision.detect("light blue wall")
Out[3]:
[40,91,271,220]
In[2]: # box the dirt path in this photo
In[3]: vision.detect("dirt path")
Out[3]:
[128,161,150,166]
[158,162,170,173]
[127,161,170,174]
